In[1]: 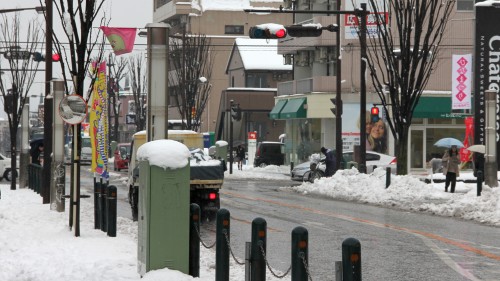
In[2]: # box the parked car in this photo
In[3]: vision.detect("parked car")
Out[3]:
[290,150,397,181]
[114,143,130,171]
[253,141,285,167]
[0,153,18,181]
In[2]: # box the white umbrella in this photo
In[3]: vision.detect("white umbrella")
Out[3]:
[467,144,486,154]
[433,138,464,148]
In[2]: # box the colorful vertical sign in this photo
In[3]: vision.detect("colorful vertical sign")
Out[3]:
[451,54,472,110]
[89,62,109,179]
[474,3,500,166]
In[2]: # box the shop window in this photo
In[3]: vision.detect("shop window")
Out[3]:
[427,118,453,125]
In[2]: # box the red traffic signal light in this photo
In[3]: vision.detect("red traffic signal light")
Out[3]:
[52,53,61,62]
[370,106,380,123]
[249,24,287,39]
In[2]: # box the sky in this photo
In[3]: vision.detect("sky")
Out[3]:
[1,159,499,281]
[0,0,153,118]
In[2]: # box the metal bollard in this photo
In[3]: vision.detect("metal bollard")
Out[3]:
[291,226,308,281]
[251,217,267,281]
[94,180,100,229]
[189,203,201,278]
[386,167,391,188]
[216,208,230,281]
[359,164,366,174]
[100,181,107,232]
[106,185,117,237]
[342,238,361,281]
[477,170,483,196]
[290,161,294,172]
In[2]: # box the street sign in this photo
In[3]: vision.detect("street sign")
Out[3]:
[126,114,136,124]
[3,50,31,60]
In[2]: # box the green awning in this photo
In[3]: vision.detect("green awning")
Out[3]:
[280,98,307,119]
[269,99,288,120]
[413,96,469,118]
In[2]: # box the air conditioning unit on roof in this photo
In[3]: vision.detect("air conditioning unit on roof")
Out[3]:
[283,54,293,65]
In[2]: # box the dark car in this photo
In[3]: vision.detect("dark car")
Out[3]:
[253,141,285,167]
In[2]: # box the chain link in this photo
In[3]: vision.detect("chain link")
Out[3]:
[223,230,245,265]
[194,224,216,249]
[299,252,313,281]
[259,243,292,279]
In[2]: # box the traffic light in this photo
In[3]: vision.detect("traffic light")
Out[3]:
[330,97,342,117]
[231,103,242,121]
[370,106,380,123]
[32,52,61,62]
[249,24,287,39]
[286,24,338,37]
[33,52,44,62]
[52,53,61,62]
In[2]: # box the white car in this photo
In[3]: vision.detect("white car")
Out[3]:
[0,153,18,181]
[291,151,397,181]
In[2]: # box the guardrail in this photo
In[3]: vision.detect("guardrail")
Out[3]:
[28,163,43,194]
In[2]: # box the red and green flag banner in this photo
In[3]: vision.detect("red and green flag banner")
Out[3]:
[100,26,137,55]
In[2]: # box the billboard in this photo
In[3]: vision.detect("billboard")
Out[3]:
[474,3,500,166]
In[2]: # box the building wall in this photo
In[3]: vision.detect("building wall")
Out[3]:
[154,6,292,133]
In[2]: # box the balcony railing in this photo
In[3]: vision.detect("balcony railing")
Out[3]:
[277,76,337,96]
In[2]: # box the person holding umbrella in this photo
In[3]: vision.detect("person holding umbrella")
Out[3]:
[442,145,460,193]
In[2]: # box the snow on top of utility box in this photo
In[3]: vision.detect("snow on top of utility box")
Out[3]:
[137,139,191,169]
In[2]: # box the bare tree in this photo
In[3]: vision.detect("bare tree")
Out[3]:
[107,54,127,142]
[364,0,455,174]
[128,54,147,131]
[0,14,42,190]
[169,34,214,131]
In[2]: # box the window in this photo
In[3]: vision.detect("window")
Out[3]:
[225,25,244,35]
[457,0,474,11]
[246,73,269,88]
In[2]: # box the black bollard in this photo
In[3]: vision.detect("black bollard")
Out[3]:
[386,167,391,188]
[290,161,294,172]
[251,217,267,281]
[100,181,107,232]
[106,185,117,237]
[477,170,483,196]
[189,204,201,277]
[291,226,308,281]
[216,208,230,281]
[342,238,361,281]
[94,180,100,229]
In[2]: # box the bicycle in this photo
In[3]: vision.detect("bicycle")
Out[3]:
[302,161,325,183]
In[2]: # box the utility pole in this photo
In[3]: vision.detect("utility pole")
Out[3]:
[335,0,343,170]
[42,0,53,203]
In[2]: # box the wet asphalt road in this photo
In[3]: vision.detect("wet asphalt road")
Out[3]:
[79,168,500,281]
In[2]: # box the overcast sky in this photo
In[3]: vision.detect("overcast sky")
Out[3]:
[0,0,152,118]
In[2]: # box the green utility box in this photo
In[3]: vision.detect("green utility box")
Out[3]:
[137,159,190,276]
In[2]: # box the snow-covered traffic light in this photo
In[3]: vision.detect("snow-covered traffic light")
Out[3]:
[249,23,287,39]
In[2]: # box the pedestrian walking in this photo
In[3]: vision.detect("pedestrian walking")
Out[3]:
[442,145,460,193]
[236,145,245,170]
[321,146,336,177]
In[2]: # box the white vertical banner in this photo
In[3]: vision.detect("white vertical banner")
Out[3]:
[451,54,472,110]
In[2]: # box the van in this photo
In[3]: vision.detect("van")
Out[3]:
[81,136,92,164]
[253,141,285,167]
[113,143,130,171]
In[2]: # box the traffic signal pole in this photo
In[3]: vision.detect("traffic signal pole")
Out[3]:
[244,5,369,171]
[42,0,53,204]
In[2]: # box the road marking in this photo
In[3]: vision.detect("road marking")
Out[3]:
[223,191,500,280]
